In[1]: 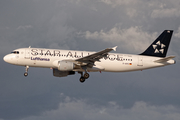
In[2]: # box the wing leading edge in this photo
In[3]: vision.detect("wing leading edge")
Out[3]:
[75,46,117,64]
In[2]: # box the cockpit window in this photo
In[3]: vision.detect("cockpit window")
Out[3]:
[11,51,19,54]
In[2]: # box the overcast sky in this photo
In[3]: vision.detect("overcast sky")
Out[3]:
[1,0,180,120]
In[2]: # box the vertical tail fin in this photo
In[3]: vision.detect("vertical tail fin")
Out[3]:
[140,30,173,57]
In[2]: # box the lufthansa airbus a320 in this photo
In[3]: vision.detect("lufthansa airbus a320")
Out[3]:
[3,30,175,83]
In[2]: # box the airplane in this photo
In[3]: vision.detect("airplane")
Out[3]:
[3,30,176,83]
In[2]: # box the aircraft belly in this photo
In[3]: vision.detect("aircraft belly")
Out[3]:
[87,65,105,71]
[96,60,137,72]
[95,58,162,72]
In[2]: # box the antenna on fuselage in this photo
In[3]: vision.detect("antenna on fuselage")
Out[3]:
[29,46,31,48]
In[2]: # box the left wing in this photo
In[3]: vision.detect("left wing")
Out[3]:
[75,46,117,65]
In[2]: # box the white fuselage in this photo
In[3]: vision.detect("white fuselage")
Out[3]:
[3,48,175,72]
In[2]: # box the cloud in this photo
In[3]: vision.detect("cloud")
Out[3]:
[174,27,180,38]
[100,0,180,19]
[100,0,139,7]
[16,25,33,30]
[151,8,180,18]
[20,94,180,120]
[78,26,157,53]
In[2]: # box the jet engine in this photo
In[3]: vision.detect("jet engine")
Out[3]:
[53,69,75,77]
[58,61,74,71]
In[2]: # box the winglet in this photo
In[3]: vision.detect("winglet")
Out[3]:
[112,46,118,51]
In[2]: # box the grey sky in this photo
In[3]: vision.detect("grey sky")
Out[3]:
[0,0,180,120]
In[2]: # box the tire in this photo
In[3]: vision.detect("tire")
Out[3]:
[84,73,89,79]
[24,72,28,77]
[79,77,85,83]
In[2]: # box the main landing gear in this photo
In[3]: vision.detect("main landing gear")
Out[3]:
[79,72,90,83]
[24,65,29,77]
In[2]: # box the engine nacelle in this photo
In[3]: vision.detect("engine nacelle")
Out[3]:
[58,61,74,71]
[53,69,75,77]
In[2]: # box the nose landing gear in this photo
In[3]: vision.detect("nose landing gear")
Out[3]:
[24,66,29,77]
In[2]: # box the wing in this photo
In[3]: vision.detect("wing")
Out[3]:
[75,46,117,65]
[154,56,175,63]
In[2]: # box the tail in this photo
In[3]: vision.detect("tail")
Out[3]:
[140,30,173,57]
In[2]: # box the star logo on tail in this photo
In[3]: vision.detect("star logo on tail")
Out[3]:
[152,41,166,54]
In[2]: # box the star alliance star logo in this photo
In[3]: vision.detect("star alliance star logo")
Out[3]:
[152,41,166,54]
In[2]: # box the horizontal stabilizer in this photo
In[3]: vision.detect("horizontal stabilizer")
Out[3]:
[154,56,175,63]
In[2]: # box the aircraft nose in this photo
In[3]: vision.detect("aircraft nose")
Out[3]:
[3,54,18,65]
[3,55,9,63]
[3,55,12,63]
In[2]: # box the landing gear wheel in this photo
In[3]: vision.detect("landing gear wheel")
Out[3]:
[84,73,89,79]
[24,72,28,77]
[79,77,85,83]
[24,66,29,77]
